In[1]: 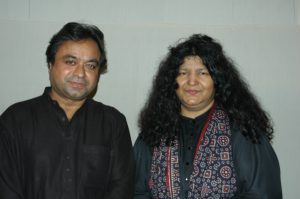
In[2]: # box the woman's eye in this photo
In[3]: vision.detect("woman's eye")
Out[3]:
[178,71,187,76]
[198,71,209,76]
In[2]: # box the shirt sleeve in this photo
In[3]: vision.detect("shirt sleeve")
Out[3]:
[0,120,24,199]
[104,116,135,199]
[232,130,282,199]
[133,136,152,199]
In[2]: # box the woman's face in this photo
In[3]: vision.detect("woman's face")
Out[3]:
[176,56,215,118]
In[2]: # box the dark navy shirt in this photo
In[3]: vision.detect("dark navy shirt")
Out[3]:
[0,87,134,199]
[179,113,208,195]
[133,113,282,199]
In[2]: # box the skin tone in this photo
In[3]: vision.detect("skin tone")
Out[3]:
[176,56,215,119]
[48,39,101,120]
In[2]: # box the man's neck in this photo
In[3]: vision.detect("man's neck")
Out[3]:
[49,91,86,120]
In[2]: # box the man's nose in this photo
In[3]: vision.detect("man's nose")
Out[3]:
[73,63,85,77]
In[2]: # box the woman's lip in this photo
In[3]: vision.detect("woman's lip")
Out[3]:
[186,89,199,95]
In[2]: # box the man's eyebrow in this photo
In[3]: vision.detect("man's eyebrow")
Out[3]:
[86,58,100,65]
[62,54,77,59]
[87,58,99,62]
[61,55,99,64]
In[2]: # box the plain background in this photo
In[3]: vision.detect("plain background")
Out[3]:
[0,0,299,198]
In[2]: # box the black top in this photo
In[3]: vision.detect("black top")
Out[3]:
[134,113,282,199]
[179,113,208,194]
[0,87,134,199]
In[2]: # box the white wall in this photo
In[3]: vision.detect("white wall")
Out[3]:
[0,0,299,198]
[296,0,300,25]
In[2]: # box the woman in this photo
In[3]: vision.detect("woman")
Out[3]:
[134,34,282,198]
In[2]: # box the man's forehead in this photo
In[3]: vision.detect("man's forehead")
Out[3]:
[55,40,101,58]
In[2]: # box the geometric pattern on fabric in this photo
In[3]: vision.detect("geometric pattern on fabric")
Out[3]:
[149,104,237,198]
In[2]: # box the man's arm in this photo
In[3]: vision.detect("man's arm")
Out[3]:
[0,121,24,199]
[104,116,134,199]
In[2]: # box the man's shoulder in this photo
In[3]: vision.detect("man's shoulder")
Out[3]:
[1,96,44,117]
[88,99,126,120]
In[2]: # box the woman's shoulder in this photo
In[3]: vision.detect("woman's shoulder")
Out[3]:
[134,135,152,156]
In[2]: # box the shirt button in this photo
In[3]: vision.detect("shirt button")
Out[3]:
[185,178,188,181]
[68,178,73,182]
[188,146,192,150]
[65,155,71,160]
[186,162,190,166]
[66,168,71,172]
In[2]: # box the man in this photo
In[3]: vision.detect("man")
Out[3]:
[0,22,134,199]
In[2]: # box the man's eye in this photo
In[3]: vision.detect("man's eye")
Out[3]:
[85,63,97,70]
[65,60,76,65]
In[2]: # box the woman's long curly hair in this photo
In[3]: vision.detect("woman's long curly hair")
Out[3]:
[139,34,274,147]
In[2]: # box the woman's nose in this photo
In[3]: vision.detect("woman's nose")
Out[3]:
[187,73,197,85]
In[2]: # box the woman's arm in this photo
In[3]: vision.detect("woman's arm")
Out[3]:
[133,136,152,199]
[232,130,282,199]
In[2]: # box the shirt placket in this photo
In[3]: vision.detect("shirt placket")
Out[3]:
[61,115,75,198]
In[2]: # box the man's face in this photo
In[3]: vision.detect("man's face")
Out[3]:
[49,39,101,103]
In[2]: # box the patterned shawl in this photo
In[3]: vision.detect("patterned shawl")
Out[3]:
[149,104,237,198]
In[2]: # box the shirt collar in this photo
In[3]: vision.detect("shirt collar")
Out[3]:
[42,86,91,109]
[180,109,210,125]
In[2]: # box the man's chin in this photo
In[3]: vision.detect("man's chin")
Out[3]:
[67,91,89,101]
